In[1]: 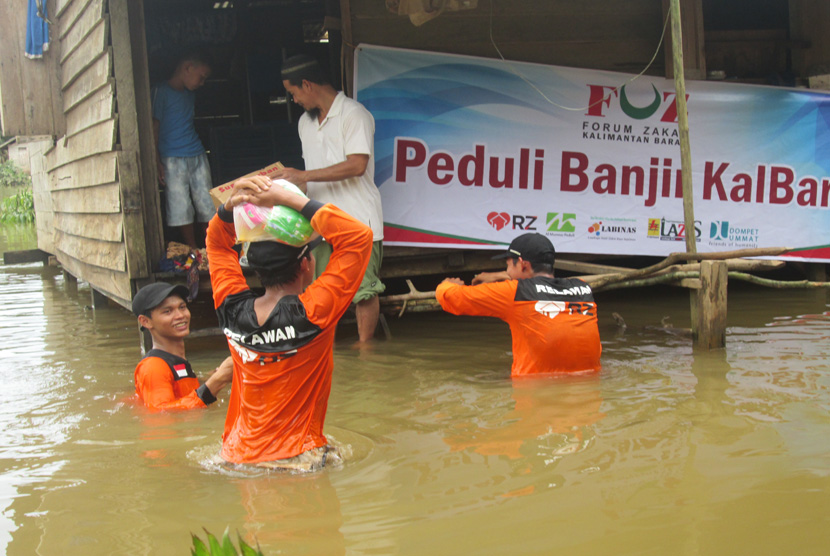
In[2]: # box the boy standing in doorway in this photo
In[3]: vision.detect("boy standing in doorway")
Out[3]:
[152,49,216,249]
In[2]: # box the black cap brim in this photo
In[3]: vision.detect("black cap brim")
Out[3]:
[132,283,190,317]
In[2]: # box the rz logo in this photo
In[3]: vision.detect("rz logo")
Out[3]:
[487,211,511,230]
[546,212,576,233]
[512,215,537,230]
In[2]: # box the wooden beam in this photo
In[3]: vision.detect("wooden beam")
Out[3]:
[112,0,165,267]
[694,261,727,350]
[55,247,132,305]
[117,151,150,278]
[55,230,127,272]
[52,151,118,190]
[3,249,51,265]
[51,182,122,213]
[61,16,109,88]
[54,212,123,242]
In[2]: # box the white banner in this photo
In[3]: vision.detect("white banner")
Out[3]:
[355,45,830,262]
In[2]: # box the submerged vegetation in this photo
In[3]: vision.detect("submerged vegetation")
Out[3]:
[191,528,264,556]
[0,160,34,224]
[0,187,34,223]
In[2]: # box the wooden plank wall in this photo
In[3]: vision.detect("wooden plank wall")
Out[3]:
[0,0,65,136]
[790,0,830,80]
[44,0,133,307]
[343,0,668,93]
[29,138,57,254]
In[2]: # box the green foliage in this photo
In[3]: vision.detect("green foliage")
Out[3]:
[0,160,31,188]
[191,527,264,556]
[0,187,34,223]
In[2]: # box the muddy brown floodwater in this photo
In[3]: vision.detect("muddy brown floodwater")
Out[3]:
[1,225,829,555]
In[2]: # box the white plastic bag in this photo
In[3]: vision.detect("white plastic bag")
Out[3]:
[233,180,314,246]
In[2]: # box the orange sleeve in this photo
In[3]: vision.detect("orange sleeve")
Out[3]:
[300,204,373,329]
[435,280,517,319]
[134,358,206,411]
[206,212,250,309]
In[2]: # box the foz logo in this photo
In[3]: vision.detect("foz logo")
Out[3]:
[585,84,688,122]
[487,212,510,230]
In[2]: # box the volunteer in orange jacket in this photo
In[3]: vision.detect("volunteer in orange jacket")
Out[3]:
[132,282,233,411]
[436,233,601,376]
[206,176,372,467]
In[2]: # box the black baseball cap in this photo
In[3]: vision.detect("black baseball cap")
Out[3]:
[246,237,324,274]
[132,282,189,317]
[492,233,556,265]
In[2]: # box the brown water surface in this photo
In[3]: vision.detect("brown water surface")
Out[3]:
[1,226,829,555]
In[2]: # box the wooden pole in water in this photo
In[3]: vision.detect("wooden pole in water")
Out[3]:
[669,1,695,257]
[669,0,725,349]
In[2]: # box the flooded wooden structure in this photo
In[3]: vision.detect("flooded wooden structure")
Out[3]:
[1,0,829,310]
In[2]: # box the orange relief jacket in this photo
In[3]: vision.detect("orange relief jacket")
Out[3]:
[206,201,372,464]
[134,349,216,411]
[436,277,601,376]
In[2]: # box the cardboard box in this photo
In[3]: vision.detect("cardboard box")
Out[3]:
[209,161,285,208]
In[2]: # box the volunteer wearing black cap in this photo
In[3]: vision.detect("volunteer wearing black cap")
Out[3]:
[205,176,372,468]
[132,282,233,411]
[436,233,601,376]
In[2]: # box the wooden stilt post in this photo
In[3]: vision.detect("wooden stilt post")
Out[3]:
[62,270,78,295]
[694,261,728,349]
[670,0,725,349]
[90,288,109,309]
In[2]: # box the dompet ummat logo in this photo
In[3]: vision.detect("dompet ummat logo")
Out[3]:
[546,212,576,233]
[710,221,729,241]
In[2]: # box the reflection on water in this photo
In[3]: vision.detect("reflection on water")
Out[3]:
[1,226,829,555]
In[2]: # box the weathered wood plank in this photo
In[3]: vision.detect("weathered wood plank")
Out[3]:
[51,151,119,191]
[27,139,57,254]
[54,212,123,242]
[3,249,51,265]
[111,0,165,268]
[55,248,132,305]
[0,1,64,136]
[51,182,121,213]
[55,230,126,272]
[58,0,99,41]
[61,16,109,89]
[0,1,27,136]
[63,50,111,108]
[65,82,115,137]
[44,117,117,170]
[349,0,656,17]
[117,151,150,278]
[60,0,105,53]
[693,260,728,350]
[56,0,72,18]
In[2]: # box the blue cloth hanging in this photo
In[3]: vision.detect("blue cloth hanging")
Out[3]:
[25,0,50,59]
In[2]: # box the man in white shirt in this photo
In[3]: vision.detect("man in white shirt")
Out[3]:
[273,54,385,345]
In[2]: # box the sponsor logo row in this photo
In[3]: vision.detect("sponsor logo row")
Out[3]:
[485,211,760,246]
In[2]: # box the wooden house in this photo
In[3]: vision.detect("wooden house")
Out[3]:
[0,0,828,309]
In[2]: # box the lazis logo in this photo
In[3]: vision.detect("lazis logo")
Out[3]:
[546,212,576,233]
[647,218,701,241]
[487,212,538,231]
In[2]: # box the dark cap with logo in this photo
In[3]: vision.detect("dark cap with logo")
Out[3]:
[492,233,556,265]
[132,282,189,317]
[246,237,324,274]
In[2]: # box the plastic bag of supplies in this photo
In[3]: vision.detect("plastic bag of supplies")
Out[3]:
[233,180,314,246]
